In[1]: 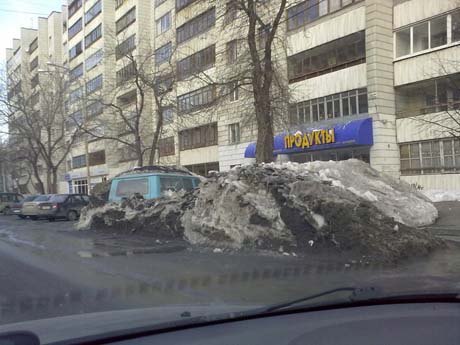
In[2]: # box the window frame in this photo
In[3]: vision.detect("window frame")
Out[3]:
[394,12,455,60]
[68,18,83,40]
[399,138,460,175]
[176,7,216,44]
[85,0,102,25]
[228,123,240,144]
[116,6,136,34]
[177,85,216,113]
[85,24,102,48]
[156,11,171,36]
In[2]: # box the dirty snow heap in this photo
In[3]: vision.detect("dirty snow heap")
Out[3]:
[78,160,441,261]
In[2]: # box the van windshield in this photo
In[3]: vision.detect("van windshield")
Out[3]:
[116,178,149,197]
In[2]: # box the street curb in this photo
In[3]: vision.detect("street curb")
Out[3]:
[77,245,187,258]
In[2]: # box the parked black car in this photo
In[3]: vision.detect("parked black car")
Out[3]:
[36,194,90,221]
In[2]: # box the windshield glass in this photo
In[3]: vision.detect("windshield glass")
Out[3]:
[34,195,51,202]
[1,0,460,341]
[50,195,68,203]
[23,196,37,202]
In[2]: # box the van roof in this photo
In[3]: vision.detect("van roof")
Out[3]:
[113,172,198,180]
[117,165,192,177]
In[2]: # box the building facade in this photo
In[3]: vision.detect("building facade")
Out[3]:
[5,0,460,193]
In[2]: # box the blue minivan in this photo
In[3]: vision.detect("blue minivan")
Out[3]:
[108,168,201,203]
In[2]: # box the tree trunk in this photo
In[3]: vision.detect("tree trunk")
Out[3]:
[136,139,143,167]
[31,164,45,194]
[255,101,274,163]
[148,108,164,166]
[51,168,58,194]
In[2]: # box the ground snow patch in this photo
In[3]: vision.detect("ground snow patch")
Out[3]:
[422,189,460,202]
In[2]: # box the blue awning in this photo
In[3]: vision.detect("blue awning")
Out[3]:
[244,117,373,158]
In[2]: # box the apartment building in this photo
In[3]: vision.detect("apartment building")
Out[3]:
[6,10,65,193]
[242,0,460,191]
[6,0,460,193]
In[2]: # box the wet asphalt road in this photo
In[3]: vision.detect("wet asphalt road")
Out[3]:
[0,214,459,326]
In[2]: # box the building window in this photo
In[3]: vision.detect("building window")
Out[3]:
[29,57,38,71]
[224,1,237,25]
[228,123,240,144]
[72,179,88,194]
[176,7,215,44]
[177,85,215,113]
[69,87,82,104]
[29,38,38,54]
[176,0,198,11]
[226,40,238,63]
[67,110,83,130]
[118,89,137,106]
[395,13,451,58]
[85,0,102,24]
[86,101,104,118]
[155,0,167,7]
[158,137,175,157]
[85,48,103,71]
[116,34,136,60]
[68,18,83,39]
[413,22,429,53]
[177,45,215,80]
[179,123,218,150]
[118,146,136,162]
[452,10,460,42]
[72,154,86,169]
[31,74,39,89]
[228,81,239,101]
[85,24,102,48]
[162,106,174,124]
[116,62,136,85]
[86,74,103,95]
[155,42,172,65]
[116,0,128,9]
[116,6,136,34]
[288,31,365,83]
[395,76,460,118]
[156,12,171,35]
[69,41,83,60]
[68,0,82,18]
[89,150,106,166]
[70,63,83,81]
[287,0,362,31]
[184,162,219,176]
[31,92,39,106]
[289,88,367,125]
[400,139,460,175]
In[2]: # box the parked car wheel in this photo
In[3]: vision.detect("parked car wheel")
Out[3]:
[67,210,78,221]
[30,216,38,220]
[3,207,11,216]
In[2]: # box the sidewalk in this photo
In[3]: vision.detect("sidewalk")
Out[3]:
[425,201,460,241]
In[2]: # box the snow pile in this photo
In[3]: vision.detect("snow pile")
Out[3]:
[422,189,460,202]
[78,160,442,262]
[295,160,438,227]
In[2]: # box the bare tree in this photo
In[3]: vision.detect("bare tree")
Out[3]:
[198,0,291,163]
[0,65,79,193]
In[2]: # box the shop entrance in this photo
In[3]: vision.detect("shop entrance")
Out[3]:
[290,146,371,164]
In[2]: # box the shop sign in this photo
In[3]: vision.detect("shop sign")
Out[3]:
[284,129,335,149]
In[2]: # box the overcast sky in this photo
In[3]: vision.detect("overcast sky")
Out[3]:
[0,0,64,63]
